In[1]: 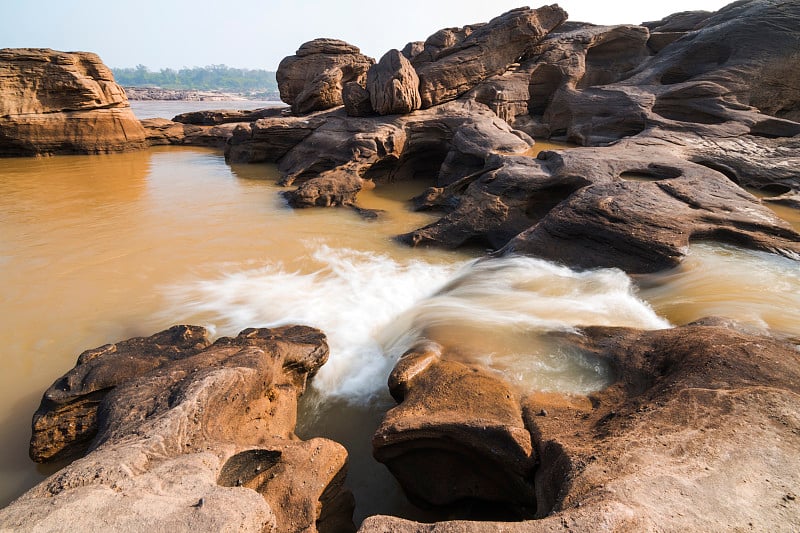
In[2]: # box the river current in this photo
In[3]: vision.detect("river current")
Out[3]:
[0,101,798,520]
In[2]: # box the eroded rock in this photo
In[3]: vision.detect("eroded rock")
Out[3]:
[277,39,374,115]
[416,6,568,108]
[1,325,354,533]
[0,48,147,156]
[366,50,421,116]
[365,321,800,531]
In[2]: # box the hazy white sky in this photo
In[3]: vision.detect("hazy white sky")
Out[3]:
[1,0,733,70]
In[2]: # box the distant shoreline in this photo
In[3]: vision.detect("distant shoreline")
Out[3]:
[123,86,281,102]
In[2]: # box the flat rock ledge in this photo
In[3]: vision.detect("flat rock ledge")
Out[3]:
[366,320,800,531]
[0,325,355,533]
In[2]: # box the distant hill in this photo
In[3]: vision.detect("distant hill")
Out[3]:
[112,64,279,98]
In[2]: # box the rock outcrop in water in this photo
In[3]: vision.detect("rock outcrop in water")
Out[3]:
[217,0,800,273]
[366,320,800,530]
[0,48,147,156]
[0,325,355,533]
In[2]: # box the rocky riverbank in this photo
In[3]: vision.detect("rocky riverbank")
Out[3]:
[1,0,799,531]
[123,86,280,101]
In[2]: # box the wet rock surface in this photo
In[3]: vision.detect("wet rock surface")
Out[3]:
[365,321,800,531]
[0,48,147,156]
[1,325,355,533]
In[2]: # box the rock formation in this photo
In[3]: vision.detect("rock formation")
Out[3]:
[366,320,800,531]
[415,6,568,108]
[0,325,354,533]
[366,50,421,116]
[0,48,147,156]
[277,39,374,115]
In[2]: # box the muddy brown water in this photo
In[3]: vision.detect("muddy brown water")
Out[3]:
[1,124,798,521]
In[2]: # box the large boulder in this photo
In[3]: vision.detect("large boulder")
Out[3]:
[364,321,800,531]
[373,342,536,515]
[0,48,147,156]
[366,50,421,116]
[277,39,374,115]
[416,6,567,108]
[0,325,355,533]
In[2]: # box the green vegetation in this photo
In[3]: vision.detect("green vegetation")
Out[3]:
[112,64,278,94]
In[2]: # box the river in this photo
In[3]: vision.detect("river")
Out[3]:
[0,102,798,522]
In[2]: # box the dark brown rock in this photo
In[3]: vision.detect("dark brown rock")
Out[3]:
[277,38,374,115]
[0,48,147,156]
[416,6,567,108]
[172,107,285,125]
[224,112,327,163]
[366,49,421,116]
[2,326,354,533]
[401,146,800,272]
[363,322,800,531]
[342,81,374,117]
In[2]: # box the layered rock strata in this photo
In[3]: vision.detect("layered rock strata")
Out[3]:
[0,325,354,533]
[366,320,800,531]
[0,48,147,156]
[277,39,374,115]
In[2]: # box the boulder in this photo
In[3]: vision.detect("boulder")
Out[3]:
[366,49,421,116]
[363,321,800,531]
[373,342,536,515]
[277,39,374,115]
[416,6,567,108]
[1,325,355,533]
[342,81,374,117]
[0,48,147,156]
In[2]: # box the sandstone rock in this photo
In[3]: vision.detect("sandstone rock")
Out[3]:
[373,342,536,515]
[140,117,189,146]
[272,100,530,208]
[140,119,242,149]
[1,325,354,533]
[172,107,285,125]
[363,321,800,531]
[0,48,147,156]
[366,49,421,116]
[277,39,374,115]
[225,112,327,163]
[342,81,374,117]
[401,146,800,272]
[416,6,567,108]
[407,26,482,68]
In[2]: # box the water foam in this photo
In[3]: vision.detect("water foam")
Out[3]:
[162,246,670,401]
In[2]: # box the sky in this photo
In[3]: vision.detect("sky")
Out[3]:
[0,0,734,71]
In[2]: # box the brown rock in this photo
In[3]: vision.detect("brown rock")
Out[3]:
[277,38,374,115]
[401,146,800,272]
[373,342,536,514]
[0,48,147,156]
[366,49,421,116]
[342,81,374,117]
[416,6,567,108]
[224,112,327,163]
[2,325,354,533]
[362,322,800,531]
[172,107,285,125]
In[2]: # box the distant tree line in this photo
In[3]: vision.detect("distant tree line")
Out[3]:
[112,64,278,94]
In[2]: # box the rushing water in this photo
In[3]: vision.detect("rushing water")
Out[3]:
[1,105,799,519]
